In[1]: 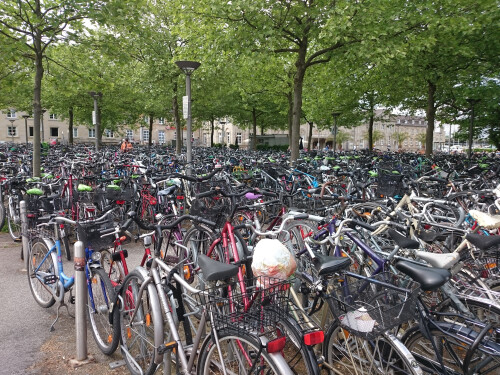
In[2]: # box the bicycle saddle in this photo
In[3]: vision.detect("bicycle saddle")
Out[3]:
[395,260,451,291]
[388,229,420,249]
[197,254,239,281]
[312,253,351,276]
[466,233,500,250]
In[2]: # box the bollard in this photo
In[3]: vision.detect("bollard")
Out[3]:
[74,240,87,361]
[20,201,29,262]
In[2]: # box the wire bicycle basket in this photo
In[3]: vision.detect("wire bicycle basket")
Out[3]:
[330,272,420,340]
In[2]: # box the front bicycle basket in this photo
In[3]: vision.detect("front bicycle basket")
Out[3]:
[375,170,405,198]
[330,272,419,340]
[194,276,292,334]
[76,220,114,251]
[190,196,231,228]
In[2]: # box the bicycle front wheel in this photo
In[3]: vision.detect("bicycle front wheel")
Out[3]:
[27,238,56,308]
[197,328,290,375]
[119,269,162,375]
[323,320,423,375]
[7,197,21,241]
[88,267,120,355]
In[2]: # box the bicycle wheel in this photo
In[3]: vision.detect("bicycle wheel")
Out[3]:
[7,196,21,241]
[424,202,464,227]
[323,320,423,375]
[87,267,120,355]
[27,238,57,308]
[267,314,320,375]
[403,324,480,375]
[0,199,5,231]
[119,269,162,375]
[100,249,126,285]
[197,328,288,375]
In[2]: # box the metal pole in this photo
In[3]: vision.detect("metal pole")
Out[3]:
[449,123,452,152]
[186,72,192,175]
[23,115,29,145]
[20,201,29,262]
[467,103,475,159]
[41,111,45,143]
[74,240,87,361]
[93,96,99,152]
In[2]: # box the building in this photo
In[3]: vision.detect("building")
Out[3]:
[1,108,445,151]
[0,110,200,146]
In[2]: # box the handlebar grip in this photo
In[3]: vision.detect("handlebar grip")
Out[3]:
[195,190,217,199]
[349,220,376,232]
[193,216,217,227]
[100,227,116,235]
[292,213,309,220]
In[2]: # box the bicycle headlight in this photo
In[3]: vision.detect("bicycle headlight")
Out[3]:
[91,251,102,262]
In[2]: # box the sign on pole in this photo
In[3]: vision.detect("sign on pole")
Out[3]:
[182,96,188,119]
[92,110,96,125]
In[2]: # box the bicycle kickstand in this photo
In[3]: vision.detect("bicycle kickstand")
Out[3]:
[49,298,74,332]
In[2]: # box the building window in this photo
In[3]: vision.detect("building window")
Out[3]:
[88,128,96,138]
[227,132,230,144]
[50,127,59,137]
[158,130,165,144]
[142,129,149,142]
[236,133,242,144]
[126,130,133,139]
[143,116,149,124]
[173,131,177,139]
[218,132,222,143]
[204,134,208,145]
[6,110,16,118]
[105,129,114,138]
[8,127,17,137]
[158,117,165,125]
[29,127,34,137]
[73,127,78,138]
[49,113,57,120]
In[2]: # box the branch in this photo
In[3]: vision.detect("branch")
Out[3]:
[45,56,99,84]
[0,19,32,36]
[273,47,300,53]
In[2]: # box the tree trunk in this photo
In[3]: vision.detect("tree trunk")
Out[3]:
[426,80,436,157]
[290,41,308,162]
[307,121,313,152]
[260,124,265,135]
[68,107,74,145]
[252,108,257,150]
[210,117,215,147]
[148,114,153,147]
[32,33,43,177]
[287,92,293,147]
[368,113,374,152]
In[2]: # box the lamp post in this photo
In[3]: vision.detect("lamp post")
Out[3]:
[332,111,341,154]
[8,119,15,144]
[88,91,103,151]
[175,60,201,175]
[466,98,480,159]
[22,115,29,145]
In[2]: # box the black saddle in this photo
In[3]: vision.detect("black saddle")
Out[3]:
[466,233,500,251]
[388,229,420,249]
[197,254,239,282]
[395,260,451,291]
[313,253,351,276]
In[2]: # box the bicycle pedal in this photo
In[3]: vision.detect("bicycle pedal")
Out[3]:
[43,275,57,285]
[157,341,178,355]
[69,296,75,304]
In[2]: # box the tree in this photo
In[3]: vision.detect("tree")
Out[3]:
[393,131,409,150]
[0,0,106,176]
[416,133,427,150]
[364,129,384,149]
[335,130,351,150]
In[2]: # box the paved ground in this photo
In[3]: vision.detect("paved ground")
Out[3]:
[0,232,144,375]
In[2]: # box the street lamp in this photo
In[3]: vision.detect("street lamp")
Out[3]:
[466,98,480,159]
[332,111,341,154]
[22,115,29,145]
[8,119,15,144]
[175,60,201,175]
[88,91,103,151]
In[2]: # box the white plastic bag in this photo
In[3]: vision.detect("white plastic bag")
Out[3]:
[251,238,297,284]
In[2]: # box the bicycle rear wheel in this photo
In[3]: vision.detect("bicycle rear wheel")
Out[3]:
[7,196,21,241]
[119,269,162,375]
[197,328,290,375]
[323,320,423,375]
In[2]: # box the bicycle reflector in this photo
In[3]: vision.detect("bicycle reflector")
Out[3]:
[303,331,324,346]
[266,337,286,353]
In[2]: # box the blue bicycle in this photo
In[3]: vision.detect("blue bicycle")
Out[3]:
[26,210,120,355]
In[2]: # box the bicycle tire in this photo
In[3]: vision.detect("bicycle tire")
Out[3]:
[61,229,71,261]
[197,328,289,375]
[0,200,5,231]
[437,296,500,328]
[403,324,498,375]
[27,238,57,308]
[119,269,162,375]
[100,248,126,285]
[7,197,21,241]
[323,319,423,375]
[87,267,120,355]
